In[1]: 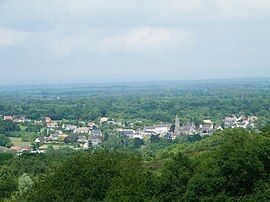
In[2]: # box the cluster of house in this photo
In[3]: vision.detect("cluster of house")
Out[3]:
[1,114,258,153]
[3,115,31,123]
[1,115,105,153]
[118,115,258,140]
[0,145,32,154]
[223,115,257,129]
[34,118,103,149]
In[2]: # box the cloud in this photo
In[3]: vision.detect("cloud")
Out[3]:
[0,27,31,48]
[207,0,270,21]
[4,25,193,57]
[46,26,194,57]
[0,0,269,83]
[36,25,101,57]
[1,0,270,26]
[98,27,194,55]
[217,42,256,55]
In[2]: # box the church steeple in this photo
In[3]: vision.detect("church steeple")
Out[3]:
[174,115,180,135]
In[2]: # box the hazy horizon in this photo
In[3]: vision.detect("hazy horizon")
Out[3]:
[0,76,269,89]
[0,0,270,85]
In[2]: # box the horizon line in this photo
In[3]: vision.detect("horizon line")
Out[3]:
[1,76,270,89]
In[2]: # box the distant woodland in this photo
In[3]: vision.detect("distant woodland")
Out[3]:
[0,80,270,201]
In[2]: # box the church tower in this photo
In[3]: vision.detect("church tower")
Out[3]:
[174,115,180,135]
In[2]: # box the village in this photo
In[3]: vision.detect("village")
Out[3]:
[1,114,258,154]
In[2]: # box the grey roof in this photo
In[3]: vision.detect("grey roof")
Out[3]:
[91,129,102,136]
[121,130,134,137]
[78,135,87,139]
[91,135,102,141]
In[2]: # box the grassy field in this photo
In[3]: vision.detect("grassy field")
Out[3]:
[18,124,27,131]
[10,137,30,147]
[39,144,76,150]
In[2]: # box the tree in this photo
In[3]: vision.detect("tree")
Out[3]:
[185,129,270,201]
[101,135,125,149]
[25,124,42,133]
[261,124,270,137]
[157,153,194,201]
[0,153,14,166]
[100,108,108,117]
[150,134,160,142]
[127,138,144,150]
[63,134,78,144]
[105,155,155,201]
[18,173,34,199]
[0,120,20,134]
[0,134,12,148]
[32,151,119,201]
[0,166,17,199]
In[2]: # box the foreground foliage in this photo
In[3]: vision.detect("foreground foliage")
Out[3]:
[0,128,269,201]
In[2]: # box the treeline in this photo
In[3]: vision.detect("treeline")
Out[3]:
[0,120,20,148]
[0,128,269,201]
[0,120,20,134]
[1,89,270,125]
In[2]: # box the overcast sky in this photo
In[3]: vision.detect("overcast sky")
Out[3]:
[0,0,269,85]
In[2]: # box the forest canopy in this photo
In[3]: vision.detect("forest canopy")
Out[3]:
[0,128,269,201]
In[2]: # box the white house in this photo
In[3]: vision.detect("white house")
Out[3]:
[144,124,171,135]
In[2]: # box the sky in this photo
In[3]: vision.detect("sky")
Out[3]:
[0,0,270,85]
